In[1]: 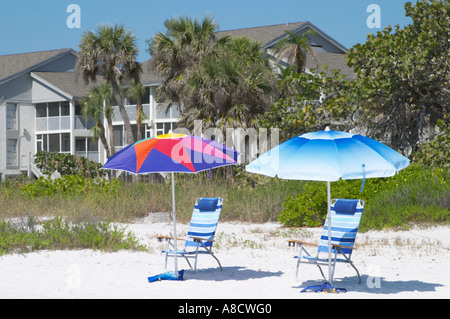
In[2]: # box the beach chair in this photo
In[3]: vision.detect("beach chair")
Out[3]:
[157,197,223,272]
[288,198,364,283]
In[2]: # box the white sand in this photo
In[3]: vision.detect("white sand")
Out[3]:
[0,218,449,299]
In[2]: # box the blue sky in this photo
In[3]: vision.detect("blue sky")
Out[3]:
[1,0,412,62]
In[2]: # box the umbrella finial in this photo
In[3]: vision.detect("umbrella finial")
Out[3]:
[325,126,330,131]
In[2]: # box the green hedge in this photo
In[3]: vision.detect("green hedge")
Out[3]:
[277,163,449,230]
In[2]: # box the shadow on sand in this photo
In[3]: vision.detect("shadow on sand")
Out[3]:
[295,275,443,295]
[183,266,283,282]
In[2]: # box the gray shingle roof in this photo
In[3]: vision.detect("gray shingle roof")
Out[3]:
[32,71,105,99]
[306,51,355,80]
[0,49,73,83]
[216,22,354,79]
[140,58,163,84]
[216,22,306,46]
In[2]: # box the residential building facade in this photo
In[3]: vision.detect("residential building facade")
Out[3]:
[0,21,352,181]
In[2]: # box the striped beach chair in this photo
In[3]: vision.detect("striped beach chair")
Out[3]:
[288,199,364,283]
[157,197,223,272]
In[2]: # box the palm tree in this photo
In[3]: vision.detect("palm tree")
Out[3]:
[77,24,141,145]
[272,30,317,73]
[180,37,274,130]
[147,15,229,107]
[81,88,111,158]
[91,83,115,155]
[126,81,147,141]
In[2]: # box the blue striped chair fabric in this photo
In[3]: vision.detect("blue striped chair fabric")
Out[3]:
[318,199,363,256]
[185,198,222,249]
[291,198,364,283]
[161,197,223,272]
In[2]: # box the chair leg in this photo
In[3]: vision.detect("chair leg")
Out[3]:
[317,265,327,281]
[194,243,200,273]
[198,241,223,271]
[349,262,361,284]
[337,248,361,284]
[183,255,193,270]
[211,253,223,271]
[164,251,168,270]
[295,258,300,279]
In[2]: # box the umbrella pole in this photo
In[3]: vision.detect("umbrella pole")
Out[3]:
[327,181,332,284]
[171,172,178,275]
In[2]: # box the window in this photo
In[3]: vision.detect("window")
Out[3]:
[48,102,60,117]
[7,139,17,166]
[75,137,86,152]
[75,137,99,161]
[36,103,47,118]
[61,133,70,152]
[36,135,43,152]
[6,104,17,129]
[75,101,82,116]
[156,122,177,135]
[113,125,124,147]
[36,102,71,117]
[88,139,98,152]
[127,96,137,106]
[61,102,70,116]
[48,134,60,152]
[142,87,150,104]
[37,133,71,153]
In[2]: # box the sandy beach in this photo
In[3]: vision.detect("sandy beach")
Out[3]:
[0,217,449,299]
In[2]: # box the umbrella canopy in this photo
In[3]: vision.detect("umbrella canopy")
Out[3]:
[246,128,410,181]
[102,133,239,174]
[102,133,239,276]
[246,127,410,283]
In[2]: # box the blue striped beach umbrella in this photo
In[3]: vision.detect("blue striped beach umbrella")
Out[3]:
[246,127,410,283]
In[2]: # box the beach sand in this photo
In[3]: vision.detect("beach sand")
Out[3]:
[0,218,449,299]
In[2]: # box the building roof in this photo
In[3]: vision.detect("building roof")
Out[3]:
[31,72,105,99]
[216,21,354,79]
[216,22,307,47]
[140,58,163,84]
[305,51,355,80]
[0,48,74,84]
[0,21,354,97]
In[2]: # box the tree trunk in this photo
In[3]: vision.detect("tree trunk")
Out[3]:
[97,122,111,158]
[136,97,143,141]
[111,80,134,145]
[105,100,115,156]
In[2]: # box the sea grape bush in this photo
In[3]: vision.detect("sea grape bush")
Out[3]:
[277,164,449,229]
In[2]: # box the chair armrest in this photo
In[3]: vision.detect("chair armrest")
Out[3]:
[190,236,215,243]
[287,239,318,247]
[156,235,186,242]
[332,243,356,250]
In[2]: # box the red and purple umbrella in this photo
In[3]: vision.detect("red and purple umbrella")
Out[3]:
[102,133,238,174]
[101,133,239,276]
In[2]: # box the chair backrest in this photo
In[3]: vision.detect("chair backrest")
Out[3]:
[185,197,223,249]
[318,199,364,256]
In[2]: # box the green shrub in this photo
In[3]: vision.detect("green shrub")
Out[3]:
[34,151,105,177]
[413,119,450,169]
[361,166,450,231]
[0,216,148,256]
[277,163,450,229]
[19,175,120,198]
